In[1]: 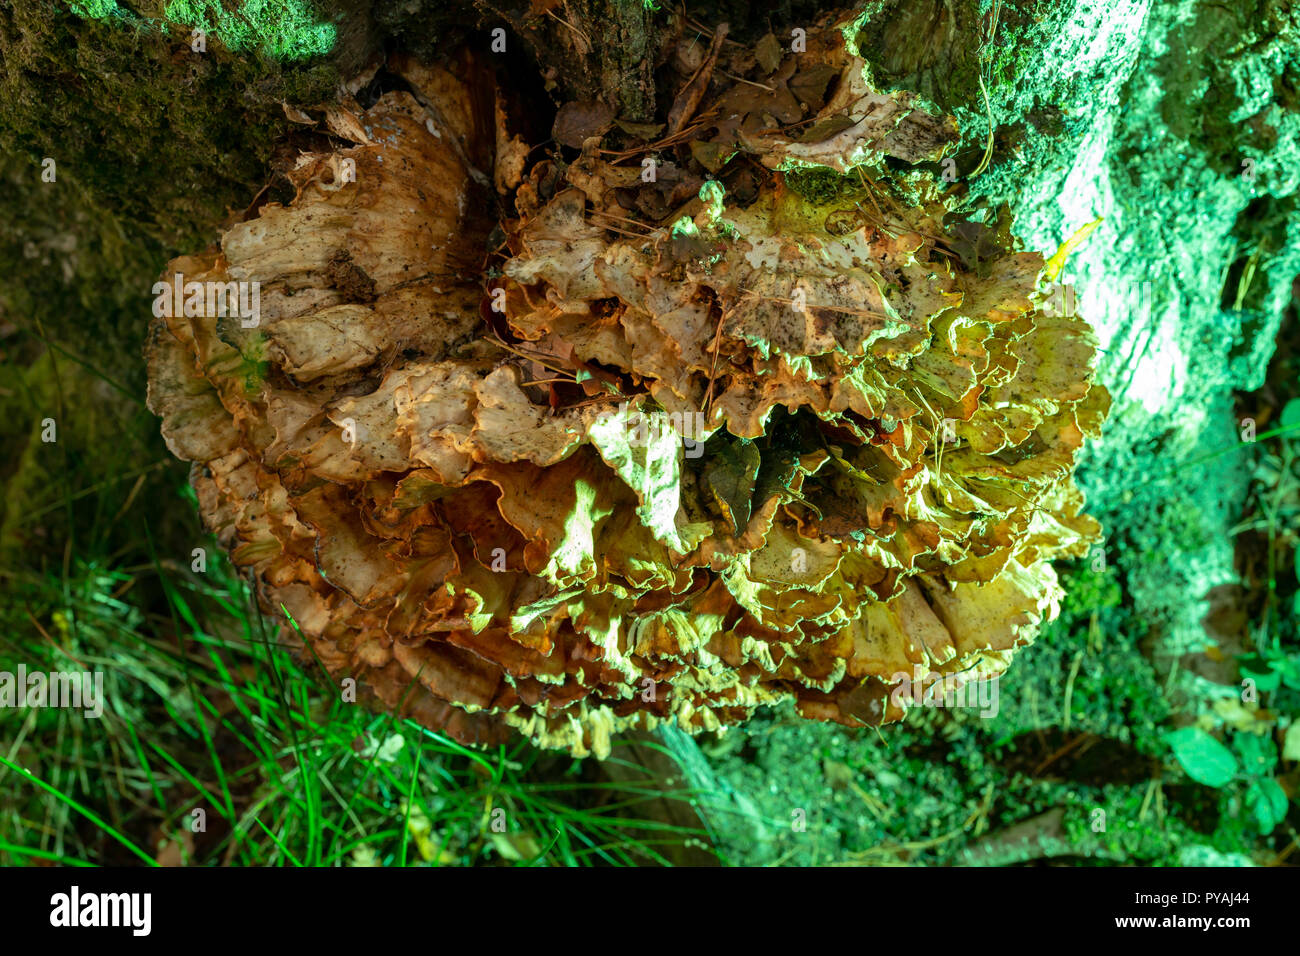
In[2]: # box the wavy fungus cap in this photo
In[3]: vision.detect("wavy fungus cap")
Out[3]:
[146,22,1108,758]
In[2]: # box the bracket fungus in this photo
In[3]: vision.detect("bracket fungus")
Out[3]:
[147,19,1108,758]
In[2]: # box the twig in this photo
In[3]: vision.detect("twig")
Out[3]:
[701,305,730,420]
[717,70,775,92]
[546,8,592,50]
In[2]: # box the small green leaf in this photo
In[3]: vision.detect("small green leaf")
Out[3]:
[1043,217,1103,282]
[1282,661,1300,691]
[1238,654,1281,693]
[1283,722,1300,762]
[1165,727,1238,788]
[1245,778,1287,834]
[1280,397,1300,430]
[1231,731,1276,776]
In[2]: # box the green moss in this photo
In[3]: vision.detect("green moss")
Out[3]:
[66,0,125,16]
[63,0,337,61]
[1060,786,1188,863]
[781,166,863,205]
[161,0,336,60]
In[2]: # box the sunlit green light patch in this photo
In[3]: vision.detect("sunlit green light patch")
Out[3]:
[62,0,336,61]
[67,0,126,16]
[164,0,335,59]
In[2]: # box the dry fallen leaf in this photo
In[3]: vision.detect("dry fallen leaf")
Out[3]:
[552,100,615,149]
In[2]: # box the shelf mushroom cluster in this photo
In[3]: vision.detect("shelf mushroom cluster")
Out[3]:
[147,22,1108,757]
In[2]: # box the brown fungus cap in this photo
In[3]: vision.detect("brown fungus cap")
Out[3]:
[147,20,1108,758]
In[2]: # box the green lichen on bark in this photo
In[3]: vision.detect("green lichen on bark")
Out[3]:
[841,0,1300,703]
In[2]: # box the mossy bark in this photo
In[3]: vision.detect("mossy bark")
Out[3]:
[475,0,668,121]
